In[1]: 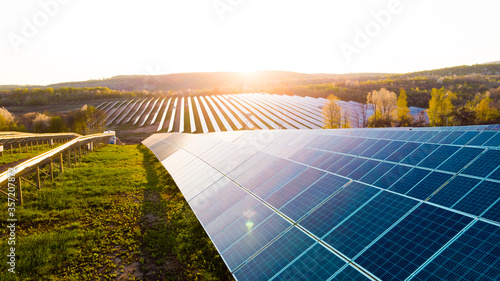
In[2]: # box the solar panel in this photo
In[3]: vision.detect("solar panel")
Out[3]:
[143,126,500,281]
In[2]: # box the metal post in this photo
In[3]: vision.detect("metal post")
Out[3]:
[50,160,54,182]
[17,178,23,206]
[10,144,13,154]
[60,153,64,173]
[36,141,39,150]
[36,166,41,190]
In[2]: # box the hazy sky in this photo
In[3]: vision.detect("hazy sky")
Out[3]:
[1,0,499,85]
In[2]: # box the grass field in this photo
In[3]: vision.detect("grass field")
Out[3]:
[0,144,233,280]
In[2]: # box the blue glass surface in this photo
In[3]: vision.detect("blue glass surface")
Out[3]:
[299,182,379,238]
[482,200,500,223]
[323,192,417,259]
[373,165,412,189]
[438,131,464,144]
[280,174,349,221]
[451,131,480,145]
[333,265,371,281]
[462,150,500,177]
[483,132,500,147]
[266,168,326,209]
[273,244,346,281]
[385,142,421,162]
[453,180,500,216]
[253,162,306,199]
[347,159,380,180]
[418,145,459,169]
[348,139,378,155]
[406,171,453,200]
[406,131,428,141]
[355,203,473,281]
[388,167,430,194]
[413,221,500,281]
[436,147,484,173]
[359,140,391,158]
[326,155,355,174]
[467,131,497,146]
[427,131,451,144]
[428,176,481,207]
[359,162,395,185]
[317,153,343,170]
[371,141,405,160]
[233,227,314,281]
[336,137,366,153]
[222,213,291,271]
[401,143,439,165]
[337,158,367,177]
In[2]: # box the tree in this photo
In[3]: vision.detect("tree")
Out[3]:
[396,89,412,127]
[453,105,477,125]
[427,88,456,126]
[322,94,350,128]
[366,88,397,127]
[474,92,497,123]
[49,116,66,133]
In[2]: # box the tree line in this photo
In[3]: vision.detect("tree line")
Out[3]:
[322,87,500,128]
[0,105,106,134]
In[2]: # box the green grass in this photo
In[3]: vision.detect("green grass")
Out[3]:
[0,143,62,166]
[0,144,233,280]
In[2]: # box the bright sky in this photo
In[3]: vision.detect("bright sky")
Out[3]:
[0,0,499,85]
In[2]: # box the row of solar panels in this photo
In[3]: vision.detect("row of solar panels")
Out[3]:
[143,126,500,281]
[96,93,426,132]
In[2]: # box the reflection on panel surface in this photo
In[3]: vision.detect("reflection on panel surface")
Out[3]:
[143,125,500,280]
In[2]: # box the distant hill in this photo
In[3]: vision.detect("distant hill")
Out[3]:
[2,63,500,92]
[46,71,386,92]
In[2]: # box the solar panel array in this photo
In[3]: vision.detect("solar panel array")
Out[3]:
[97,93,425,132]
[143,125,500,281]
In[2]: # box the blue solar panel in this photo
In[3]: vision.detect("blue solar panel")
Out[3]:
[326,155,355,174]
[348,139,378,155]
[438,131,464,144]
[462,150,500,177]
[347,159,380,180]
[266,168,325,209]
[482,200,500,223]
[401,143,439,165]
[253,162,306,198]
[385,142,421,162]
[428,176,481,208]
[412,221,500,281]
[453,180,500,216]
[427,131,451,143]
[467,131,497,146]
[299,182,379,238]
[406,171,453,200]
[451,131,480,145]
[337,158,367,176]
[418,145,460,169]
[222,213,291,271]
[359,140,390,157]
[143,126,500,281]
[272,243,346,281]
[436,147,484,173]
[371,141,405,160]
[280,174,349,221]
[483,132,500,147]
[355,203,473,281]
[388,167,430,193]
[359,162,395,185]
[333,265,371,281]
[233,226,313,281]
[323,192,417,258]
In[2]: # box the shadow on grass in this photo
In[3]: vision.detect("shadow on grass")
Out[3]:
[137,144,234,281]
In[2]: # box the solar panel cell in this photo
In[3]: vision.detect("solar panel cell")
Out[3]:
[428,176,481,208]
[453,180,500,216]
[355,203,473,281]
[418,145,460,169]
[388,168,430,194]
[462,150,500,177]
[436,147,484,173]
